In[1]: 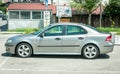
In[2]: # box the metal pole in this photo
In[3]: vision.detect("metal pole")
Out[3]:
[100,0,102,28]
[44,0,48,27]
[58,0,60,22]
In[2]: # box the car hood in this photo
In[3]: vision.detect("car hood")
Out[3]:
[8,34,35,40]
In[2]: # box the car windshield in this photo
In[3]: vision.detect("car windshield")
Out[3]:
[32,29,43,35]
[32,26,49,35]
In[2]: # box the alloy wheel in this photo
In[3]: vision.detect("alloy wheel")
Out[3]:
[83,44,99,59]
[16,43,32,58]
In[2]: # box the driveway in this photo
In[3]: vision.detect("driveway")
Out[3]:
[0,34,120,74]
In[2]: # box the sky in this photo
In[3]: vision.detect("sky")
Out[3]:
[102,0,109,5]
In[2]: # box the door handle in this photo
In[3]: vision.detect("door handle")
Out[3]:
[78,37,84,40]
[55,38,61,40]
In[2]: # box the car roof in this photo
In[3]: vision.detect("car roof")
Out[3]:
[49,22,101,34]
[50,22,85,26]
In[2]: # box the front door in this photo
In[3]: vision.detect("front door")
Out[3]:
[38,25,64,53]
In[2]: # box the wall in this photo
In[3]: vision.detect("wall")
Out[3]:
[8,19,43,30]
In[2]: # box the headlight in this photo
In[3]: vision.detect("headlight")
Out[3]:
[7,40,13,43]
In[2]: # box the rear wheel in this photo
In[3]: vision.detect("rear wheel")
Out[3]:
[16,43,32,58]
[82,44,99,59]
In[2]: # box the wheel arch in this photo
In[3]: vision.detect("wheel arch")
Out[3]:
[81,43,100,55]
[15,41,33,54]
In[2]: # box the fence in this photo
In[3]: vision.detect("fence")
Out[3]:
[70,14,120,27]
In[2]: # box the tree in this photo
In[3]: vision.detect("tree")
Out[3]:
[71,0,100,25]
[0,0,4,12]
[0,1,9,14]
[105,0,120,27]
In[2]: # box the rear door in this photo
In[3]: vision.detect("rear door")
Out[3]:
[62,25,87,53]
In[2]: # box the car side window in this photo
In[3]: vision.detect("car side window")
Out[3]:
[67,25,87,35]
[44,25,64,36]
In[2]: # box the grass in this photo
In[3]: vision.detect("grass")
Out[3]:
[8,27,120,35]
[8,28,40,34]
[97,27,120,35]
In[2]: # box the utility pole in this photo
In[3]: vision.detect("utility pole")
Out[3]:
[100,0,102,28]
[57,0,60,22]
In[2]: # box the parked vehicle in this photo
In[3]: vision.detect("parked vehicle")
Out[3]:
[0,13,3,18]
[5,23,115,59]
[2,14,7,20]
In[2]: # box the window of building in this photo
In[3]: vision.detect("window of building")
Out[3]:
[9,10,51,20]
[9,11,19,19]
[32,11,44,19]
[32,11,42,19]
[21,11,30,19]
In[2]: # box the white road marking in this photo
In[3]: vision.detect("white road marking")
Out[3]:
[0,54,11,69]
[1,68,21,71]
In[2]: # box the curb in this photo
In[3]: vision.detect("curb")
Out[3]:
[0,32,24,34]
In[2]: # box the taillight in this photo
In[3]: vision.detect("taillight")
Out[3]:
[105,35,112,41]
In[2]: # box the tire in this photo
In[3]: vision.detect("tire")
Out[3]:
[82,44,99,59]
[16,43,32,58]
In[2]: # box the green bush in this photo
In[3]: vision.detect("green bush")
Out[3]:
[24,28,33,34]
[97,27,120,35]
[8,28,40,34]
[24,28,40,34]
[8,27,120,35]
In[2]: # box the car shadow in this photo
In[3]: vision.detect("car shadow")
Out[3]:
[97,54,110,59]
[1,53,11,57]
[31,55,84,59]
[1,53,110,59]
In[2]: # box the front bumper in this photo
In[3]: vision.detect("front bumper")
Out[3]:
[5,43,15,54]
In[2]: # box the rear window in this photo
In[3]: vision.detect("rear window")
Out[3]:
[67,25,87,35]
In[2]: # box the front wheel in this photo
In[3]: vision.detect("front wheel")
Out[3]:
[82,44,99,59]
[16,43,32,58]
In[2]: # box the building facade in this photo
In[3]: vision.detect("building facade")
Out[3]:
[7,0,57,30]
[6,0,112,30]
[7,0,73,30]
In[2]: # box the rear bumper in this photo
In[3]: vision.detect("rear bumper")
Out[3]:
[100,43,114,54]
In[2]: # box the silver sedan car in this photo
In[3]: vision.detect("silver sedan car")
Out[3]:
[5,23,115,59]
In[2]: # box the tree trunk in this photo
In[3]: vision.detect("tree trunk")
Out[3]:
[88,13,92,25]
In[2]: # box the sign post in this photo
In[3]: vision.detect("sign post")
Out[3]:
[44,11,50,27]
[56,6,72,17]
[44,0,50,27]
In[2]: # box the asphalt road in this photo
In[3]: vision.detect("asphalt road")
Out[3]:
[0,34,120,74]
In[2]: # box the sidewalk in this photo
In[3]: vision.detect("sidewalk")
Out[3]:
[115,35,120,45]
[0,31,24,34]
